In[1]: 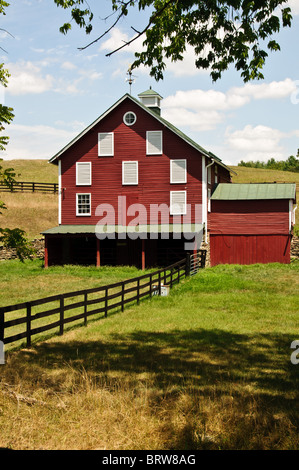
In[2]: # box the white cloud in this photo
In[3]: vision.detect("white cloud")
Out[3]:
[3,124,78,159]
[284,0,299,15]
[6,61,54,96]
[61,61,77,71]
[100,28,145,55]
[224,125,286,163]
[162,79,297,133]
[230,78,297,101]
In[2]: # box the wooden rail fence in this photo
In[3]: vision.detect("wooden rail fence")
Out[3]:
[0,250,206,348]
[0,258,192,348]
[0,181,58,194]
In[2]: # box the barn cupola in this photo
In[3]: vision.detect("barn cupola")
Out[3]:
[138,87,163,116]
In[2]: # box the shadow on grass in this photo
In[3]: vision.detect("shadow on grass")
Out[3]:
[3,328,299,449]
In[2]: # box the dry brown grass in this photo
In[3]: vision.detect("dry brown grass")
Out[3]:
[0,192,58,239]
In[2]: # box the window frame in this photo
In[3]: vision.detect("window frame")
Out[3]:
[170,159,187,184]
[146,130,163,155]
[123,111,137,126]
[76,161,92,186]
[170,190,187,216]
[122,161,139,186]
[76,193,91,216]
[98,132,114,157]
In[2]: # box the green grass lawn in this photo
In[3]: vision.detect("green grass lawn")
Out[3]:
[1,261,298,450]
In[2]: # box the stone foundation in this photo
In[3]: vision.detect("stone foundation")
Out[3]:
[0,238,45,261]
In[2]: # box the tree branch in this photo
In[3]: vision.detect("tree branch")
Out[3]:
[105,0,175,57]
[79,0,175,56]
[78,1,132,50]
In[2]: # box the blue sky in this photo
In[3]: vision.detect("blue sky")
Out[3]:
[1,0,299,166]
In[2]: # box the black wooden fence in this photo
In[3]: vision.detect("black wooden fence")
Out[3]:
[0,181,58,194]
[0,251,206,349]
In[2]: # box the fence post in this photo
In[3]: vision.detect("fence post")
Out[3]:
[137,279,140,305]
[158,271,161,295]
[105,287,108,318]
[0,308,4,344]
[26,302,32,348]
[121,282,125,312]
[186,253,191,277]
[84,292,88,326]
[32,182,35,193]
[59,295,64,336]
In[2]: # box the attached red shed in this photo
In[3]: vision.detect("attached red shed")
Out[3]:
[209,183,297,266]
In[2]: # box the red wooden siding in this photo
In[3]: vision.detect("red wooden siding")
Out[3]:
[60,97,212,226]
[209,200,290,235]
[210,234,291,266]
[209,199,291,265]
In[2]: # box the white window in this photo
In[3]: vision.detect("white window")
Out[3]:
[122,161,138,185]
[76,162,91,186]
[215,165,218,184]
[170,191,187,215]
[146,131,162,155]
[98,132,114,156]
[123,112,137,126]
[76,193,91,216]
[170,159,187,184]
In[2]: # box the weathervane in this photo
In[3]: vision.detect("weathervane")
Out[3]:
[126,65,137,94]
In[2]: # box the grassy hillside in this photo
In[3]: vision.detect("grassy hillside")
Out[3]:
[231,165,299,201]
[1,159,58,183]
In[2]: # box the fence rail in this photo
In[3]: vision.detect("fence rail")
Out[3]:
[0,258,191,348]
[0,181,58,194]
[187,250,207,276]
[0,250,206,348]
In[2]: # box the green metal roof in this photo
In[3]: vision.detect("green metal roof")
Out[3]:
[211,183,296,201]
[42,224,204,236]
[138,87,163,98]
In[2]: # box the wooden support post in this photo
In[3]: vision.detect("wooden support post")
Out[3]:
[142,239,145,271]
[96,238,101,267]
[44,236,49,269]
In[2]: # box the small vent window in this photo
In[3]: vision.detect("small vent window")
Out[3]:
[76,162,91,186]
[123,112,137,126]
[122,161,138,185]
[98,132,114,156]
[170,191,187,215]
[146,131,163,155]
[170,159,187,184]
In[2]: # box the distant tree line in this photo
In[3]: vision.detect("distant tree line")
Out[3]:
[238,151,299,173]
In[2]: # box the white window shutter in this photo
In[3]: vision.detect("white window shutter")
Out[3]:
[76,162,91,186]
[170,191,186,215]
[98,132,114,156]
[171,160,186,184]
[146,131,162,155]
[122,161,138,185]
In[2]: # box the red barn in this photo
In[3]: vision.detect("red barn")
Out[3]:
[43,89,232,268]
[209,183,297,266]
